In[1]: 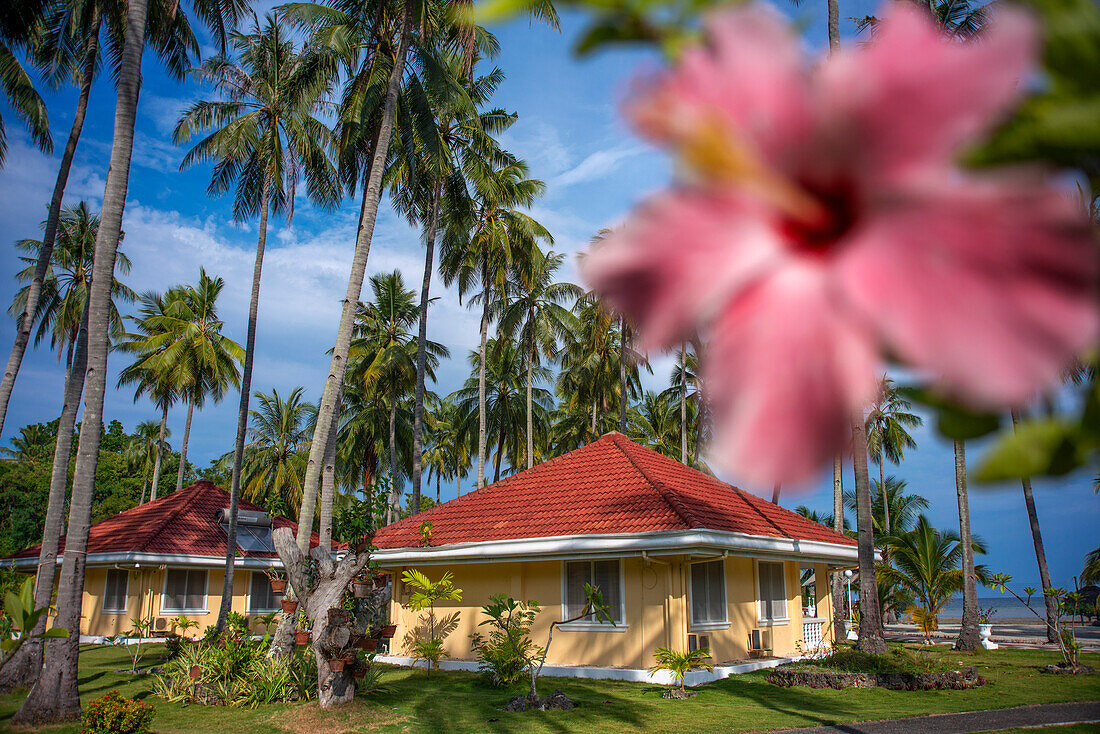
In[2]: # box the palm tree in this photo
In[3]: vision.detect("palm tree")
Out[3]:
[498,250,580,470]
[117,291,179,503]
[440,158,549,489]
[865,376,921,536]
[0,423,54,466]
[175,10,341,633]
[287,0,419,551]
[389,54,518,511]
[661,345,701,466]
[14,0,246,719]
[844,476,929,539]
[1011,409,1058,643]
[425,395,469,498]
[0,0,196,440]
[953,439,980,651]
[629,390,683,461]
[852,418,887,654]
[124,420,166,505]
[0,0,51,167]
[159,271,244,493]
[831,453,846,643]
[879,516,988,643]
[237,387,317,520]
[452,338,552,483]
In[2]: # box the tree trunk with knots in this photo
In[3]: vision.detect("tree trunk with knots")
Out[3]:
[271,526,371,707]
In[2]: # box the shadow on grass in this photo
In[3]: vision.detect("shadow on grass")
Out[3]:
[702,670,856,729]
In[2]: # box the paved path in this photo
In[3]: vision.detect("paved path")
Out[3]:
[772,701,1100,734]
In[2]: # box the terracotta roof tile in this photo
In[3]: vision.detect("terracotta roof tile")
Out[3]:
[373,432,854,549]
[9,480,319,561]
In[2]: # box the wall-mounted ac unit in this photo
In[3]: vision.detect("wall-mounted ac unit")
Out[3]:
[154,617,167,631]
[688,634,709,653]
[748,629,771,656]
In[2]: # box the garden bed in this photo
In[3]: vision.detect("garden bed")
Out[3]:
[767,663,984,690]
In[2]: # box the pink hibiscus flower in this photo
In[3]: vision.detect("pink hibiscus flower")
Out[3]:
[582,3,1097,486]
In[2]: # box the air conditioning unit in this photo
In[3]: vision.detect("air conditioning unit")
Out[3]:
[155,617,167,631]
[748,629,772,657]
[688,634,709,653]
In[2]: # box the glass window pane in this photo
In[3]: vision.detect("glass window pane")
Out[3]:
[104,569,127,611]
[249,571,281,612]
[165,570,185,610]
[691,564,707,622]
[565,562,589,619]
[707,561,725,622]
[594,560,621,623]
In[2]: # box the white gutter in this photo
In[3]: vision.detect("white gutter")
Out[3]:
[370,528,859,567]
[5,552,283,571]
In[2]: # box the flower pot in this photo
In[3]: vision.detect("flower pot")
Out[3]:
[281,599,299,614]
[352,580,372,598]
[328,657,347,673]
[372,576,387,588]
[189,664,202,680]
[359,638,378,652]
[352,667,367,679]
[270,578,287,594]
[380,624,397,639]
[294,631,311,646]
[979,623,998,650]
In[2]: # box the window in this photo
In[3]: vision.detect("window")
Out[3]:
[249,571,282,613]
[757,561,788,622]
[690,560,727,627]
[162,569,207,612]
[103,569,129,613]
[800,566,818,617]
[564,560,622,624]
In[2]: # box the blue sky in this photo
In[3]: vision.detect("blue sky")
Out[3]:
[0,2,1095,593]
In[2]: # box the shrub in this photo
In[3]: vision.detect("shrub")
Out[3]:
[649,647,714,691]
[470,596,539,687]
[80,691,154,734]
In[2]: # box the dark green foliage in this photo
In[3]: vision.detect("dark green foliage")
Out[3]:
[79,691,154,734]
[470,593,540,687]
[800,647,950,676]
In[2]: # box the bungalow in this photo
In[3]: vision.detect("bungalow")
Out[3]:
[372,432,857,682]
[6,480,314,640]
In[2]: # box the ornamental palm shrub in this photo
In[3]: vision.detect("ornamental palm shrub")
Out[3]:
[470,594,540,686]
[401,569,462,673]
[649,647,714,691]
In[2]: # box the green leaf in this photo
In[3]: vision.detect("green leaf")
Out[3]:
[40,628,68,638]
[975,417,1082,481]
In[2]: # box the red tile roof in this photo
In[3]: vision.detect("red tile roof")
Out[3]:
[374,432,855,549]
[9,480,318,562]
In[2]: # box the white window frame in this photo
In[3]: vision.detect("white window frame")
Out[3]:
[559,559,627,631]
[160,568,209,615]
[102,568,129,614]
[688,559,729,631]
[247,571,282,614]
[756,560,789,626]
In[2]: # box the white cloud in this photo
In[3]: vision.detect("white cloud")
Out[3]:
[550,144,644,189]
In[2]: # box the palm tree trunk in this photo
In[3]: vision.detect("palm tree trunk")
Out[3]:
[150,404,167,501]
[0,13,100,439]
[526,338,534,469]
[619,318,627,434]
[691,337,704,461]
[493,426,505,483]
[0,306,88,692]
[680,346,687,464]
[14,1,147,722]
[828,0,840,53]
[476,285,489,490]
[435,473,440,504]
[295,0,415,551]
[318,386,343,550]
[853,419,887,654]
[953,440,980,651]
[590,397,597,442]
[217,175,272,633]
[1010,410,1058,642]
[411,181,441,513]
[879,450,890,534]
[831,454,847,643]
[771,484,781,505]
[388,397,398,522]
[176,396,195,493]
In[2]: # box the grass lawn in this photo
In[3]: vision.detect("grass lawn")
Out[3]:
[0,645,1096,733]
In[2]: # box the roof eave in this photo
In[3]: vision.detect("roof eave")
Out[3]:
[371,528,859,567]
[6,552,285,570]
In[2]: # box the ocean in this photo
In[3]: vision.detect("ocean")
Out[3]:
[938,595,1043,621]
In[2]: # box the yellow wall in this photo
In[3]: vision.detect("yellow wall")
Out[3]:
[385,555,839,670]
[76,566,282,637]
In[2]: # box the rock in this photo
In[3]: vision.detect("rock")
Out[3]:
[502,689,577,712]
[661,689,697,699]
[1043,663,1095,675]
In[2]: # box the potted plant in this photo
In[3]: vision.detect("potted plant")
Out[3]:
[359,637,378,652]
[281,597,299,614]
[380,624,397,638]
[373,573,388,589]
[265,567,288,594]
[351,576,372,598]
[294,612,311,646]
[978,606,998,650]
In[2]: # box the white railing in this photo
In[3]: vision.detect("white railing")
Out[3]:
[802,618,825,649]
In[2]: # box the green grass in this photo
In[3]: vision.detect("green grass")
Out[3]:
[0,644,1096,733]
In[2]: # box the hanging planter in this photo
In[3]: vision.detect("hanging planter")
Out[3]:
[380,625,397,638]
[359,638,378,652]
[352,579,372,598]
[294,631,311,646]
[352,666,367,680]
[270,578,287,594]
[328,657,347,673]
[372,575,387,589]
[281,599,299,614]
